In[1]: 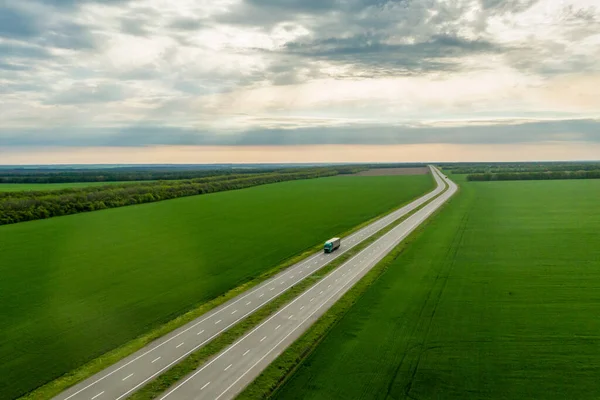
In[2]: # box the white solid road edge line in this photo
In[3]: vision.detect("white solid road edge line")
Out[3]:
[211,187,456,399]
[156,226,406,400]
[59,167,446,400]
[159,168,452,400]
[59,248,331,399]
[211,168,455,400]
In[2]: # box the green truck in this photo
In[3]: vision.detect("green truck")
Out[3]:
[324,237,341,253]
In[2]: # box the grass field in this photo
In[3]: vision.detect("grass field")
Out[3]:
[0,174,433,399]
[0,181,147,191]
[274,176,600,400]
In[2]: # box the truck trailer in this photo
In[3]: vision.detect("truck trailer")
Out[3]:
[324,237,341,253]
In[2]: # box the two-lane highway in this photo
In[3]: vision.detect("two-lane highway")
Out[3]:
[54,167,447,400]
[158,167,456,400]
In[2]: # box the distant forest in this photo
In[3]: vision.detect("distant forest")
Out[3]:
[441,162,600,175]
[0,167,270,184]
[0,163,427,184]
[0,166,365,225]
[467,170,600,181]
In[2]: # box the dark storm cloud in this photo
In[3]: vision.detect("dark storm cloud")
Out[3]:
[2,119,599,147]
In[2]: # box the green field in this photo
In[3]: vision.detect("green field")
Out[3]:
[274,177,600,400]
[0,174,433,399]
[0,181,147,191]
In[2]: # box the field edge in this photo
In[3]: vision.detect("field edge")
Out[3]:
[125,174,445,400]
[236,175,458,400]
[19,173,437,400]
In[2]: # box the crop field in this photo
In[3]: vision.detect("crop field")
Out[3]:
[0,174,433,399]
[274,176,600,400]
[0,181,145,191]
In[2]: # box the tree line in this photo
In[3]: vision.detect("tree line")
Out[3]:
[467,170,600,181]
[0,168,269,184]
[0,167,361,226]
[443,162,600,175]
[0,163,427,183]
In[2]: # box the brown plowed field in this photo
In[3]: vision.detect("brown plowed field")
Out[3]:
[354,167,429,176]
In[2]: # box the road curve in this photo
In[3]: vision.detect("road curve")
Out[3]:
[53,166,447,400]
[158,167,457,400]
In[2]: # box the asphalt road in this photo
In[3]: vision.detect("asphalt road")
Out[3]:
[53,166,447,400]
[158,167,457,400]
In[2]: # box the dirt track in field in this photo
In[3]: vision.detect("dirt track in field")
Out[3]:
[353,167,430,176]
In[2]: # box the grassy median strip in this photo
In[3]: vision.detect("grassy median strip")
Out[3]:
[237,179,454,400]
[20,175,437,400]
[127,184,445,400]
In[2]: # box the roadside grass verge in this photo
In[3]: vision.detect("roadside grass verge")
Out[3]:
[18,246,317,400]
[271,176,600,400]
[126,179,445,400]
[18,175,436,400]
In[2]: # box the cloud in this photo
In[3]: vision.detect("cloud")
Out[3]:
[48,83,127,105]
[0,5,40,39]
[168,17,206,31]
[246,0,339,13]
[0,42,52,60]
[0,0,599,157]
[274,33,505,77]
[0,62,31,71]
[39,0,128,9]
[0,3,100,52]
[2,119,599,148]
[216,0,511,83]
[41,22,99,50]
[480,0,540,14]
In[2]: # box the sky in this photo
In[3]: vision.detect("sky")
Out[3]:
[1,0,599,164]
